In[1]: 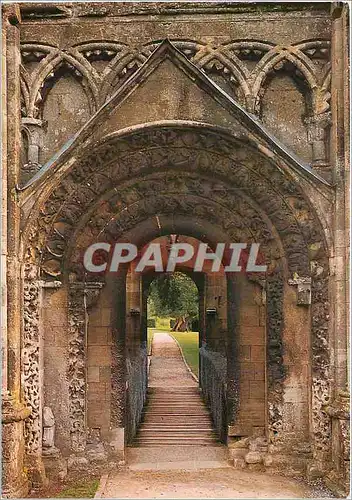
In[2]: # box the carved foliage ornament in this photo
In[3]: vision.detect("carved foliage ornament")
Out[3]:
[23,268,42,455]
[23,129,327,281]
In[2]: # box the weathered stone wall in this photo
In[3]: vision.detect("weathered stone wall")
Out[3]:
[229,277,266,437]
[18,2,332,180]
[86,286,113,442]
[42,285,70,455]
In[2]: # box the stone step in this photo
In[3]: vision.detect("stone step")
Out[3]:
[140,424,214,429]
[133,440,219,446]
[127,446,228,462]
[138,430,216,435]
[146,403,204,406]
[143,414,209,418]
[143,410,209,414]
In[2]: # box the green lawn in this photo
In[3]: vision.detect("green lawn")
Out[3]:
[147,328,154,355]
[56,479,99,498]
[169,331,199,377]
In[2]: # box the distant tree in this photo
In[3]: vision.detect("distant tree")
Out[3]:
[148,272,198,331]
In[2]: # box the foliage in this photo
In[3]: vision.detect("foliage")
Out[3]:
[148,272,198,322]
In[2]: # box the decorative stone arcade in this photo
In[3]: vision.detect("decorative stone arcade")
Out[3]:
[2,3,349,498]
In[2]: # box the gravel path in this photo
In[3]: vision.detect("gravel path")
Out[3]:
[98,332,324,499]
[99,468,321,498]
[148,332,196,388]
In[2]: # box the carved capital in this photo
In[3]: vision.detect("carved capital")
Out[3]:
[67,283,89,452]
[324,390,350,420]
[84,282,104,309]
[288,276,312,305]
[305,112,331,166]
[2,394,31,424]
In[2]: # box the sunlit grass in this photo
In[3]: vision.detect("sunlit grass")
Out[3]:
[169,331,199,377]
[147,328,154,354]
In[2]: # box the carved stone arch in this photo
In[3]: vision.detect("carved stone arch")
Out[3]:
[70,41,129,102]
[61,180,285,280]
[20,125,330,278]
[317,67,332,114]
[221,39,275,58]
[28,52,99,118]
[20,67,31,117]
[251,47,319,115]
[99,39,207,103]
[19,123,333,467]
[196,51,251,105]
[293,39,331,82]
[220,39,275,109]
[158,39,207,60]
[21,44,62,117]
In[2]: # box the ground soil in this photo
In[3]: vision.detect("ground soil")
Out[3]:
[100,467,330,499]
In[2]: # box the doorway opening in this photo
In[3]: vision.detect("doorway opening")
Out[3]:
[147,271,200,379]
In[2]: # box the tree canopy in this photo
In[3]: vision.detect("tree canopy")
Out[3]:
[147,272,199,328]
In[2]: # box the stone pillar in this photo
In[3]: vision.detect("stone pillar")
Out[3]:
[324,390,350,497]
[226,274,240,432]
[20,117,43,184]
[109,274,127,458]
[228,275,266,438]
[1,0,8,397]
[330,1,349,394]
[310,275,332,474]
[2,8,33,496]
[205,274,227,352]
[322,5,350,493]
[67,282,88,453]
[22,265,47,486]
[266,275,285,443]
[67,281,104,454]
[305,112,331,180]
[126,265,142,356]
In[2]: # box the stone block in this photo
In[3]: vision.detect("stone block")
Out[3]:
[87,407,110,428]
[87,366,100,383]
[239,327,265,345]
[228,437,249,449]
[88,307,101,326]
[101,308,112,326]
[232,457,246,469]
[250,345,265,361]
[87,346,111,366]
[245,451,262,464]
[240,362,264,381]
[249,380,265,399]
[239,345,251,361]
[99,366,111,382]
[239,307,260,326]
[67,456,88,472]
[42,452,67,481]
[88,326,108,345]
[108,428,125,458]
[87,382,109,401]
[229,448,247,459]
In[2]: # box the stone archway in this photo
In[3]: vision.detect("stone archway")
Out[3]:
[20,123,331,480]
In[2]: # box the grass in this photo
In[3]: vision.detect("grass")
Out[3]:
[56,478,99,498]
[147,328,154,354]
[169,331,199,377]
